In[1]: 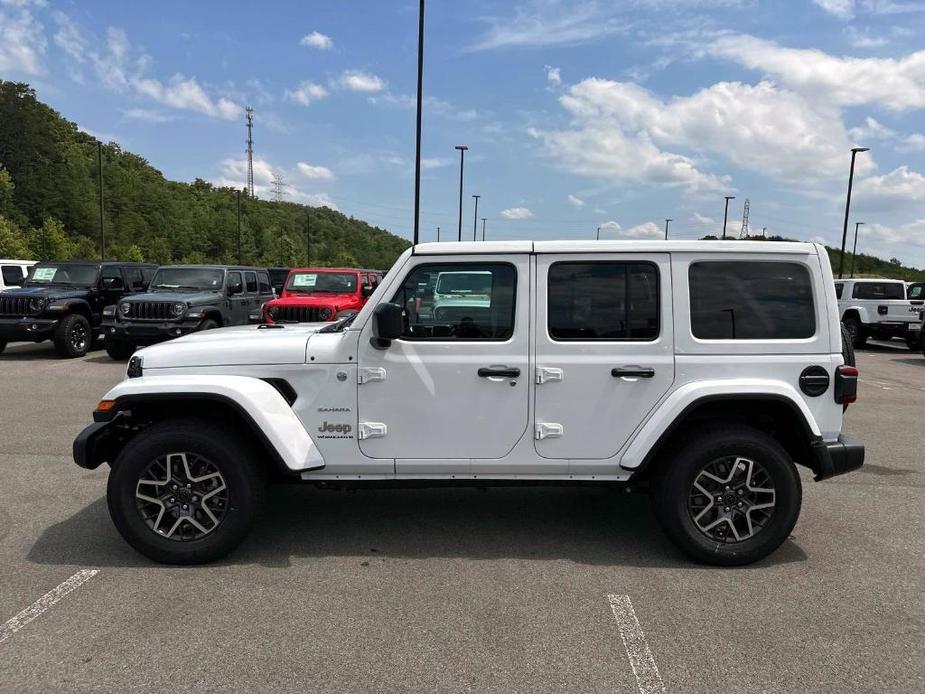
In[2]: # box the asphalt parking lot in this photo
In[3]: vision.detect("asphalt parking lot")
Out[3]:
[0,340,923,693]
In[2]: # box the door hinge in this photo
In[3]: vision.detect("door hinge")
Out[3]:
[358,367,387,385]
[535,422,564,440]
[358,422,388,440]
[535,366,564,384]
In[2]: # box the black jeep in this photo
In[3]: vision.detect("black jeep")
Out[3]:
[0,261,156,358]
[103,265,275,359]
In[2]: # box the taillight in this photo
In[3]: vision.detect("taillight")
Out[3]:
[878,305,888,315]
[835,365,858,404]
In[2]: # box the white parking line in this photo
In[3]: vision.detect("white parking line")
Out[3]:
[607,594,666,694]
[0,569,100,645]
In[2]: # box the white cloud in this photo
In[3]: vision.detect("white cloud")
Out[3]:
[0,2,46,75]
[844,26,889,48]
[296,162,335,180]
[52,11,85,65]
[568,194,585,208]
[813,0,855,19]
[336,70,385,93]
[598,221,621,236]
[693,212,716,225]
[285,81,329,106]
[421,157,450,169]
[597,220,663,239]
[856,166,925,201]
[706,34,925,111]
[545,65,561,86]
[121,107,174,123]
[132,75,242,120]
[848,116,896,141]
[501,207,534,219]
[902,133,925,151]
[299,31,332,50]
[213,157,338,209]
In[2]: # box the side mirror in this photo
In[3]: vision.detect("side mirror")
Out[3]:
[102,277,124,290]
[228,281,243,295]
[362,284,374,298]
[371,302,402,348]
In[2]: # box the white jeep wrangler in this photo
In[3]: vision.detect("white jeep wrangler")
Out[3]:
[74,241,863,566]
[835,278,919,348]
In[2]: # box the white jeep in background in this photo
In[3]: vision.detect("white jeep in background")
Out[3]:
[835,278,919,348]
[0,259,36,291]
[74,241,863,567]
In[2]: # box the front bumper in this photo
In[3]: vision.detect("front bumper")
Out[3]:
[810,434,865,481]
[103,319,200,344]
[0,316,60,341]
[73,420,113,470]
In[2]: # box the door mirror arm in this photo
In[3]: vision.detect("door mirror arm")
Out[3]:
[370,302,403,349]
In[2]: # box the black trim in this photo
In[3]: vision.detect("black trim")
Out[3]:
[261,378,298,405]
[810,434,864,481]
[73,420,113,469]
[799,366,830,397]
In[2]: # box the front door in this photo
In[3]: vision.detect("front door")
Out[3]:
[356,255,530,463]
[534,254,674,463]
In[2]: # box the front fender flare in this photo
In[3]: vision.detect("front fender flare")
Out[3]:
[619,379,821,471]
[100,375,324,472]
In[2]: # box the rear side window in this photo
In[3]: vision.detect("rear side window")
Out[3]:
[257,271,271,294]
[852,282,905,300]
[1,265,24,285]
[689,261,815,340]
[245,271,258,293]
[547,262,659,340]
[834,283,844,299]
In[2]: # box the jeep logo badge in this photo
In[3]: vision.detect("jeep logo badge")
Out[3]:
[319,421,352,435]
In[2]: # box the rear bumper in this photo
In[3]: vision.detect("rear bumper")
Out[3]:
[0,317,60,341]
[863,321,917,337]
[810,434,865,481]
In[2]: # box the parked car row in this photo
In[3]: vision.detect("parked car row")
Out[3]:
[0,260,385,360]
[835,278,924,349]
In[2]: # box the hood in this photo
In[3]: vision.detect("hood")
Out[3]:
[3,285,91,301]
[124,290,224,305]
[273,292,356,307]
[138,323,327,368]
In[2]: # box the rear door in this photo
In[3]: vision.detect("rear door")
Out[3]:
[226,271,248,324]
[533,253,674,464]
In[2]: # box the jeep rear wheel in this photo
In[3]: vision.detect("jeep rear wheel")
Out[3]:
[652,425,802,566]
[105,338,135,360]
[53,314,91,358]
[107,419,266,564]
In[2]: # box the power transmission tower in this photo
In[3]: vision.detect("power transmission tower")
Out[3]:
[739,198,750,238]
[271,171,286,202]
[245,106,255,197]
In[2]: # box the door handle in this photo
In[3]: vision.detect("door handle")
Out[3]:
[611,367,655,378]
[478,366,521,378]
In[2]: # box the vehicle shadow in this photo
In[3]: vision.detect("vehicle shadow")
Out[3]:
[0,343,106,361]
[27,484,807,570]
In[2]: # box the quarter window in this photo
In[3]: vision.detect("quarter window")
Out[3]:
[257,271,271,294]
[390,263,516,340]
[547,262,659,340]
[689,261,815,340]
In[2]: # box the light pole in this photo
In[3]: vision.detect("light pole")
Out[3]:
[850,221,864,278]
[412,0,425,245]
[481,217,486,241]
[471,195,480,241]
[596,226,601,240]
[97,141,104,261]
[455,145,468,241]
[722,196,735,239]
[236,190,242,264]
[762,227,767,237]
[664,218,672,240]
[436,226,440,242]
[305,210,311,266]
[839,147,870,278]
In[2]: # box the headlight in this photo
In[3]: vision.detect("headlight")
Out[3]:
[319,307,332,320]
[28,297,47,313]
[102,305,116,317]
[119,302,131,316]
[127,355,143,378]
[268,306,279,318]
[170,302,186,318]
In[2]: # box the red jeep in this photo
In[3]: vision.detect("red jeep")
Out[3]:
[262,267,382,323]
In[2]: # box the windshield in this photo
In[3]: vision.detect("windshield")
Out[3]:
[286,271,357,294]
[150,268,225,291]
[435,272,492,295]
[25,264,99,287]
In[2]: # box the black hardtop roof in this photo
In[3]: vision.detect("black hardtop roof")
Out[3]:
[155,264,268,272]
[34,260,157,267]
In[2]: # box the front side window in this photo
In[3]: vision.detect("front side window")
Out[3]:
[852,282,905,300]
[547,262,659,340]
[390,263,516,340]
[287,271,358,294]
[150,268,225,291]
[227,271,242,293]
[26,263,99,287]
[689,261,815,340]
[2,265,25,285]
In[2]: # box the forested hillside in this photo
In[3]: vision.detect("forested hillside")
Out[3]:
[0,81,410,269]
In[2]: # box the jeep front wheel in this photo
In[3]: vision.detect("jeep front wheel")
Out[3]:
[53,314,91,358]
[0,339,6,354]
[107,419,266,564]
[198,318,219,331]
[842,317,866,348]
[652,425,801,566]
[105,338,135,360]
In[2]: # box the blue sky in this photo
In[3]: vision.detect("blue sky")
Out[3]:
[2,0,925,264]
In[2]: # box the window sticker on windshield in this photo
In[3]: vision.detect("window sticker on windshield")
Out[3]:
[33,267,56,281]
[293,274,317,287]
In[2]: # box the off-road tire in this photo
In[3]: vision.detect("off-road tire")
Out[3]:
[842,317,866,348]
[652,425,802,566]
[905,334,920,350]
[0,339,6,354]
[107,419,266,564]
[198,318,219,331]
[841,324,855,367]
[53,313,91,358]
[105,338,135,360]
